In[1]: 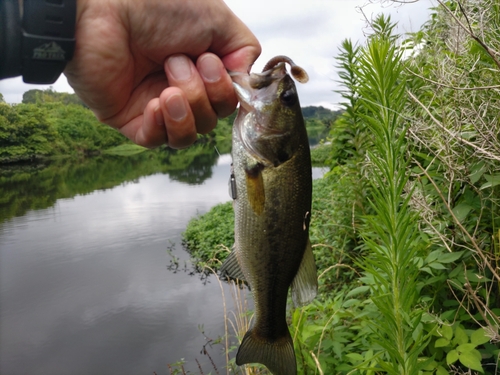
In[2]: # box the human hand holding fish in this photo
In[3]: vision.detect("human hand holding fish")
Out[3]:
[64,0,260,149]
[60,2,312,372]
[222,56,317,375]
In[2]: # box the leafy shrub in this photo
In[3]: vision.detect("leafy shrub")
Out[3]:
[182,201,234,269]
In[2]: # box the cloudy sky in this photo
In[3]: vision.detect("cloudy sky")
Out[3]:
[0,0,434,109]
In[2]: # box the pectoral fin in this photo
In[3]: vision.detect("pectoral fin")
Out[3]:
[245,163,265,215]
[219,246,246,282]
[291,237,317,306]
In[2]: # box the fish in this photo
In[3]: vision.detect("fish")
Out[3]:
[220,56,318,375]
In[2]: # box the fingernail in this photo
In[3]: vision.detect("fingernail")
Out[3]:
[154,105,164,127]
[166,94,187,121]
[199,55,222,82]
[167,55,192,81]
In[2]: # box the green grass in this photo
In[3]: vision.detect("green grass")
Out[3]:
[103,143,148,156]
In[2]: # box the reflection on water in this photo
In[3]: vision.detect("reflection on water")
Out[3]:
[0,148,326,375]
[0,144,221,224]
[0,148,232,375]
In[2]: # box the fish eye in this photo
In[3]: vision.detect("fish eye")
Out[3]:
[280,88,297,107]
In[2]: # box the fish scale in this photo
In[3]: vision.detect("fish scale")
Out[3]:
[220,56,318,375]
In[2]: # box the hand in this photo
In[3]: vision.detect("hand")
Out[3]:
[64,0,260,149]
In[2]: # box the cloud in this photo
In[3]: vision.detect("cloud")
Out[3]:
[0,0,434,110]
[226,0,434,109]
[0,75,74,104]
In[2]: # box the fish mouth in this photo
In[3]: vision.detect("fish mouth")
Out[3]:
[230,57,308,164]
[230,62,287,113]
[230,66,288,164]
[229,62,288,88]
[229,56,308,112]
[231,66,287,136]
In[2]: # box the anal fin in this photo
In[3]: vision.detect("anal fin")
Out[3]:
[291,237,318,306]
[219,246,246,282]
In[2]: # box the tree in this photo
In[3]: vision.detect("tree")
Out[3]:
[22,88,86,106]
[22,89,43,104]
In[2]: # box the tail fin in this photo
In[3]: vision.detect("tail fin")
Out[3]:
[236,328,296,375]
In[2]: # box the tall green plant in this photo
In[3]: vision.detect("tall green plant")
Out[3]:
[330,39,366,166]
[354,15,430,375]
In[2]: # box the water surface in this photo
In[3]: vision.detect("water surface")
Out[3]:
[0,149,326,375]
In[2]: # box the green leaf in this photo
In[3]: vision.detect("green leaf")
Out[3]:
[428,262,447,270]
[420,266,434,275]
[346,285,370,297]
[421,359,437,371]
[460,131,477,140]
[453,326,469,345]
[446,349,459,365]
[480,174,500,190]
[457,343,477,352]
[342,298,360,308]
[436,366,449,375]
[425,250,442,263]
[452,203,472,222]
[439,251,465,263]
[466,269,488,283]
[469,161,486,184]
[440,325,453,340]
[459,350,484,373]
[301,324,324,341]
[441,310,456,321]
[336,364,353,372]
[471,328,490,345]
[345,353,364,362]
[449,263,464,278]
[435,338,450,348]
[412,322,423,341]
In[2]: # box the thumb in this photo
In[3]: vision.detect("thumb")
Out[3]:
[222,44,261,73]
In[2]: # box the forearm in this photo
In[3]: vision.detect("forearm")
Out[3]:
[0,0,76,84]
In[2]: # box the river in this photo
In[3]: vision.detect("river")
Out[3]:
[0,147,325,375]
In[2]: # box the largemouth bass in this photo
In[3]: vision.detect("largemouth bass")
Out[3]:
[221,56,318,375]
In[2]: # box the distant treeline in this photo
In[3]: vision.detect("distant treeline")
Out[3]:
[0,92,128,163]
[302,105,342,120]
[302,105,342,144]
[0,88,337,164]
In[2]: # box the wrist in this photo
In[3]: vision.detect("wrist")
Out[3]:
[21,0,77,84]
